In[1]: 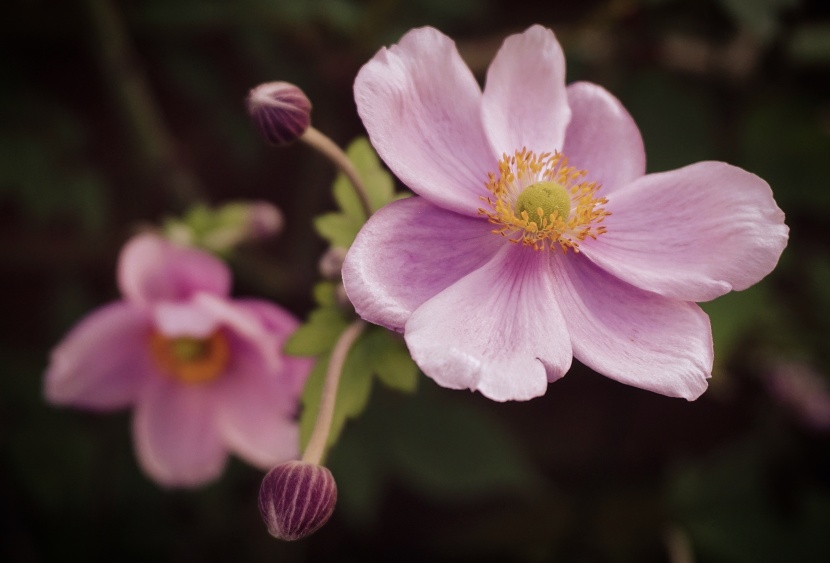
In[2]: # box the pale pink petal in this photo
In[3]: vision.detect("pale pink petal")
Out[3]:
[404,246,572,401]
[213,337,302,469]
[152,301,221,338]
[192,293,282,372]
[551,254,712,400]
[45,302,151,410]
[354,26,497,216]
[133,377,227,487]
[235,299,311,399]
[562,82,646,195]
[118,233,231,305]
[342,197,504,331]
[580,162,789,302]
[482,25,570,155]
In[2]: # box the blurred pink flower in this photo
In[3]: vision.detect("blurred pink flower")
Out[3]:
[765,360,830,431]
[343,26,788,402]
[45,233,311,487]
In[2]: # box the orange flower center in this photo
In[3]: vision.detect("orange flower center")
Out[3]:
[149,330,230,384]
[479,149,610,252]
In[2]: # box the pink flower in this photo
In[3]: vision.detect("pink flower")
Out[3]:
[45,233,311,486]
[764,360,830,431]
[342,26,788,402]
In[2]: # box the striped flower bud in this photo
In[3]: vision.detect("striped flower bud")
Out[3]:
[258,461,337,541]
[247,81,312,146]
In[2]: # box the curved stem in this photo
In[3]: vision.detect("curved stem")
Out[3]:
[302,320,366,465]
[301,127,373,218]
[84,0,203,208]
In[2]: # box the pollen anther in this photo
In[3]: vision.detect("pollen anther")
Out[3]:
[150,330,230,384]
[478,148,609,252]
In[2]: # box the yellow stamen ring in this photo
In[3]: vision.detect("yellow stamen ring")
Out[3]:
[150,330,230,385]
[478,149,610,252]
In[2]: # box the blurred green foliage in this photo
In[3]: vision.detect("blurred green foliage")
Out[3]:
[2,0,830,561]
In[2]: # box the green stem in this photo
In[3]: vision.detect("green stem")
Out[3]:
[301,320,366,465]
[84,0,203,207]
[301,126,373,218]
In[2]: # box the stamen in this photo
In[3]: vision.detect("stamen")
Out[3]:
[149,330,230,384]
[478,148,609,252]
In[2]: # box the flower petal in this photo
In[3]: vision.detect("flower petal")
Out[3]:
[354,26,496,216]
[342,197,503,331]
[213,338,303,469]
[482,25,570,155]
[235,299,311,400]
[551,254,712,400]
[580,162,789,302]
[118,233,231,305]
[133,378,227,487]
[153,301,221,338]
[45,302,151,410]
[562,82,646,195]
[192,293,283,372]
[405,246,572,402]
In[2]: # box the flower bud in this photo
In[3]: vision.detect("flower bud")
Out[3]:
[318,246,348,280]
[163,201,283,254]
[258,461,337,541]
[247,81,312,146]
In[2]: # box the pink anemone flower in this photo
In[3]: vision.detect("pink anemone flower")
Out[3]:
[45,233,311,487]
[343,25,788,402]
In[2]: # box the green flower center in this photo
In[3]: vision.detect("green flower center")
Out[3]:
[170,337,209,361]
[149,331,229,385]
[515,181,571,225]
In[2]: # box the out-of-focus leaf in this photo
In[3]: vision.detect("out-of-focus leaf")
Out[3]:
[718,0,798,41]
[312,281,337,307]
[328,384,545,526]
[283,306,348,356]
[0,119,109,232]
[669,435,830,563]
[622,72,716,173]
[315,136,403,248]
[294,322,419,456]
[788,23,830,66]
[701,283,776,364]
[343,137,396,212]
[322,417,384,527]
[739,95,830,212]
[313,211,362,248]
[365,328,418,393]
[387,393,543,500]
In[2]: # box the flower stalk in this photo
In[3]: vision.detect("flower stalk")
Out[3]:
[301,319,366,465]
[301,127,374,219]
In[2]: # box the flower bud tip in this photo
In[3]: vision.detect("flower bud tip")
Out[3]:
[247,81,312,146]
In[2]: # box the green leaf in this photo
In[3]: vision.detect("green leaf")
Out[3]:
[312,281,337,307]
[327,384,544,525]
[344,137,395,212]
[718,0,797,42]
[314,136,404,248]
[332,173,366,223]
[387,393,543,500]
[788,24,830,66]
[701,283,774,363]
[313,211,362,248]
[295,322,420,459]
[364,328,419,393]
[283,307,348,356]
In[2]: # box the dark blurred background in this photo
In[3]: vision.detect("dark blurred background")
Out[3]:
[2,0,830,561]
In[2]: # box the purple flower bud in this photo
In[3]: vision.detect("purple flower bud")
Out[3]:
[247,82,312,146]
[258,461,337,541]
[318,246,348,280]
